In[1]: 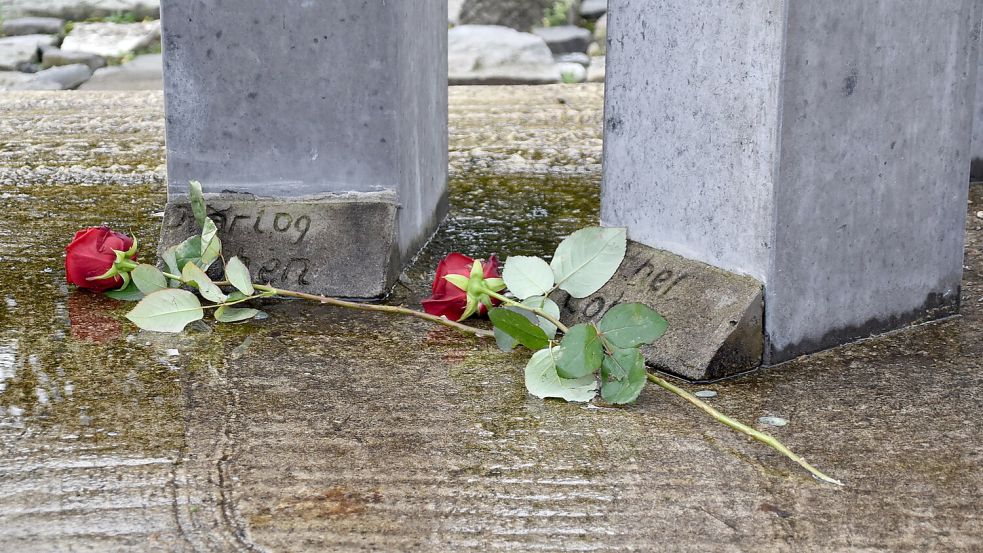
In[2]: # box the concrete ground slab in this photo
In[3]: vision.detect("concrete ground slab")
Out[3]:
[0,87,981,551]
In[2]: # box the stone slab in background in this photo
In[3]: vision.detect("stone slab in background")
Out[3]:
[0,0,159,20]
[41,47,107,71]
[78,52,160,90]
[28,63,92,89]
[558,241,764,381]
[0,34,58,71]
[449,25,560,84]
[458,0,553,32]
[160,194,401,298]
[1,17,65,36]
[61,21,160,58]
[533,25,592,55]
[580,0,608,19]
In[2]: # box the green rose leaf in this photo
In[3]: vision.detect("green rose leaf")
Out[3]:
[524,347,598,402]
[170,236,203,273]
[225,256,254,296]
[131,263,168,295]
[600,347,647,404]
[550,227,627,298]
[189,180,207,227]
[200,218,222,270]
[104,280,144,302]
[215,305,260,323]
[488,307,550,351]
[126,289,204,333]
[555,323,604,379]
[598,303,669,349]
[182,263,227,303]
[522,295,561,339]
[494,326,518,352]
[502,256,554,299]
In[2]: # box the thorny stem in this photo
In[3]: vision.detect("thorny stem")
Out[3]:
[646,373,844,486]
[483,289,570,333]
[253,284,496,340]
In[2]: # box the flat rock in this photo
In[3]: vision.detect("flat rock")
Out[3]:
[533,25,593,55]
[78,52,161,90]
[0,0,159,20]
[22,63,92,89]
[449,25,559,85]
[580,0,608,19]
[61,21,160,58]
[0,16,64,36]
[558,240,764,381]
[41,47,106,71]
[0,34,58,71]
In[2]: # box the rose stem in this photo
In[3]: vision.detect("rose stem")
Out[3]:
[253,284,495,339]
[646,373,843,486]
[253,283,838,485]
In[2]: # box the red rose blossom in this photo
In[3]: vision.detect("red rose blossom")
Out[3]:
[422,253,503,321]
[65,227,136,292]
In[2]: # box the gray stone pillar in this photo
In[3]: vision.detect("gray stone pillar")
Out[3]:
[159,0,448,298]
[603,1,979,367]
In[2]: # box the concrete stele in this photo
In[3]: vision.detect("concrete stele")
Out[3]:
[602,1,979,364]
[159,0,448,298]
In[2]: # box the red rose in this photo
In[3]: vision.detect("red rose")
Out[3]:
[65,227,136,292]
[422,253,504,321]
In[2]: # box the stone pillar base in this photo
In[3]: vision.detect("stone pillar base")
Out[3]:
[159,192,401,299]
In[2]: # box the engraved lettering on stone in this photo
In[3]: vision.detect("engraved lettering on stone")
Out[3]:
[273,212,293,233]
[283,258,312,285]
[293,216,311,244]
[257,258,282,282]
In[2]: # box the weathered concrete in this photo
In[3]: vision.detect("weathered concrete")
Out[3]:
[161,0,448,298]
[1,89,983,551]
[603,1,979,363]
[160,193,401,298]
[559,241,764,381]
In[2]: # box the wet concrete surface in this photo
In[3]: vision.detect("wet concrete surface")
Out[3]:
[0,87,982,551]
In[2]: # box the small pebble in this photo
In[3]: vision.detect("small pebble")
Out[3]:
[165,348,180,357]
[695,390,717,398]
[976,211,983,219]
[758,416,788,427]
